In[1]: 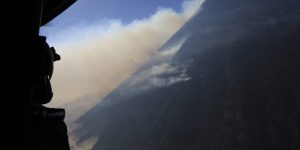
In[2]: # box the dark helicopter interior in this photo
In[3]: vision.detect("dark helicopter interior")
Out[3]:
[4,0,300,150]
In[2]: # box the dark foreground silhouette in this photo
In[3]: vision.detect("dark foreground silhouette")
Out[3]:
[3,0,76,149]
[24,116,70,150]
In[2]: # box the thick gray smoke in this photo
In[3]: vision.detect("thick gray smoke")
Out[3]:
[42,1,205,149]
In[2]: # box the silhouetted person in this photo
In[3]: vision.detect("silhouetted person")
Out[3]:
[2,0,76,149]
[31,35,65,120]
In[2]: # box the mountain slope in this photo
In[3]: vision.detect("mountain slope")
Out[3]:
[76,0,300,150]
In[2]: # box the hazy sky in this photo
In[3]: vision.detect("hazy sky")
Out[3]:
[42,0,186,32]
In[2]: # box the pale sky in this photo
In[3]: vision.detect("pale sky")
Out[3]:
[41,0,186,35]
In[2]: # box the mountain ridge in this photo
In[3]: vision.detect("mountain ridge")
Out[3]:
[75,1,300,149]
